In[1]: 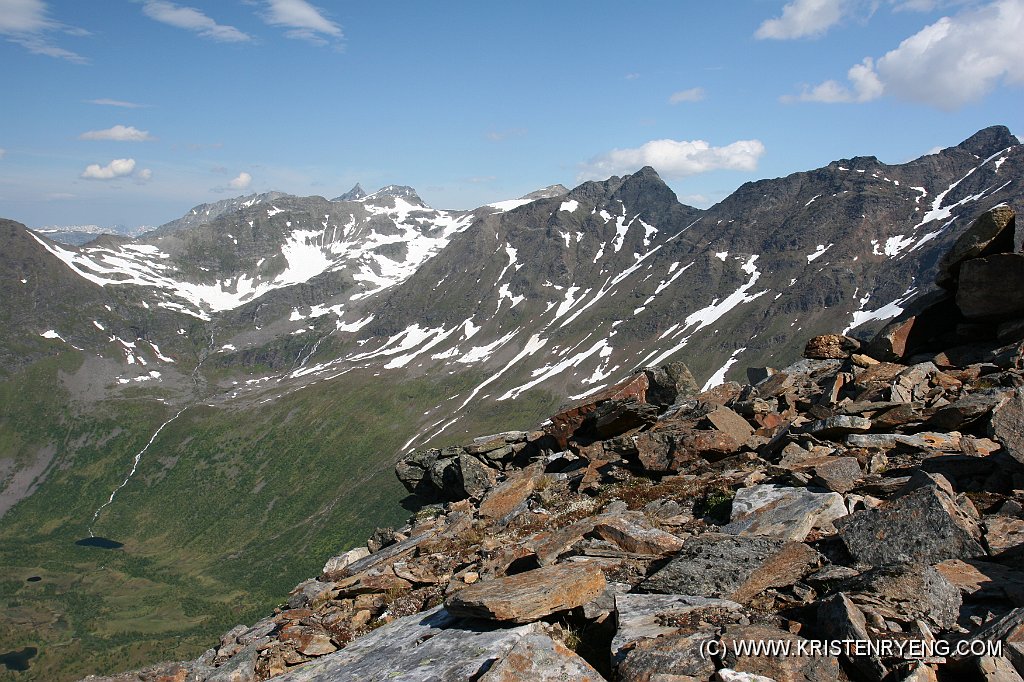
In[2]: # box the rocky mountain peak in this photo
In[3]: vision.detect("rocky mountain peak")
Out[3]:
[518,184,570,201]
[610,165,680,209]
[955,124,1018,158]
[332,183,367,202]
[361,184,424,206]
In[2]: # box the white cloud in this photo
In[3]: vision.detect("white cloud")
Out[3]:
[79,125,155,142]
[142,1,252,42]
[229,172,252,190]
[578,138,765,181]
[786,57,884,102]
[486,128,527,141]
[669,87,706,104]
[0,0,88,62]
[0,0,52,33]
[263,0,343,44]
[789,0,1024,109]
[135,168,153,182]
[755,0,847,39]
[87,98,149,108]
[81,158,136,180]
[0,148,5,159]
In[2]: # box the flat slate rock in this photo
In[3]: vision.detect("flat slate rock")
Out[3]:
[612,593,742,661]
[841,563,962,631]
[445,562,606,623]
[835,484,985,566]
[640,533,821,603]
[722,484,847,541]
[722,624,847,682]
[478,632,603,682]
[616,629,718,682]
[592,515,686,556]
[273,606,537,682]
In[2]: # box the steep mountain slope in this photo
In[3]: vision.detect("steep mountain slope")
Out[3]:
[290,126,1023,450]
[0,126,1021,680]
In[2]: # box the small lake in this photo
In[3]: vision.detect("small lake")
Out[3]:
[0,647,37,672]
[25,576,41,582]
[74,536,124,549]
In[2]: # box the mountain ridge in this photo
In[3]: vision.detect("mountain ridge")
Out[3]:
[1,125,1023,680]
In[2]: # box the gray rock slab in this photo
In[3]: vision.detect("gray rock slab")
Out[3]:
[835,484,986,566]
[612,593,742,661]
[807,415,871,439]
[273,606,538,682]
[722,484,847,541]
[842,563,962,631]
[477,632,604,681]
[640,533,821,603]
[991,388,1024,464]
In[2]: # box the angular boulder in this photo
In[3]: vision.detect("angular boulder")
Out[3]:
[478,632,603,682]
[722,484,847,541]
[957,253,1024,319]
[991,388,1024,464]
[835,484,985,566]
[804,334,860,360]
[640,533,821,603]
[445,562,606,624]
[272,606,538,681]
[937,205,1016,288]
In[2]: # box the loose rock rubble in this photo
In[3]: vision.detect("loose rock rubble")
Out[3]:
[85,206,1024,681]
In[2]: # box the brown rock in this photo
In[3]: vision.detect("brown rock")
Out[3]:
[852,353,880,367]
[722,624,846,682]
[479,465,544,522]
[523,516,602,566]
[634,428,739,471]
[958,253,1024,319]
[973,656,1024,682]
[843,564,962,632]
[704,406,755,442]
[278,624,337,657]
[937,205,1016,288]
[697,381,744,405]
[617,630,718,682]
[478,632,604,681]
[868,317,917,362]
[445,562,606,623]
[987,515,1024,555]
[853,362,906,390]
[817,593,888,681]
[334,570,412,598]
[804,334,860,359]
[809,457,864,494]
[935,559,1024,605]
[593,515,687,556]
[545,373,649,448]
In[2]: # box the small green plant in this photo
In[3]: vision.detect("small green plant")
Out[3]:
[694,489,735,524]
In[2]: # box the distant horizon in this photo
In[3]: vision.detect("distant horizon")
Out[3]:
[2,1,1023,228]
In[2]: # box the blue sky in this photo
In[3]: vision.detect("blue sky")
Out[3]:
[1,0,1022,228]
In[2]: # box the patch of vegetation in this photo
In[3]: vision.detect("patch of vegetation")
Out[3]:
[0,357,559,681]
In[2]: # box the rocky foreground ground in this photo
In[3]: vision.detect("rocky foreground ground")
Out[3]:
[89,207,1024,681]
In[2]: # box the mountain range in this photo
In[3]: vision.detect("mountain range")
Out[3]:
[0,125,1022,680]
